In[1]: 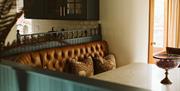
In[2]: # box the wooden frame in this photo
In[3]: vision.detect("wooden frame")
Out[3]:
[148,0,155,64]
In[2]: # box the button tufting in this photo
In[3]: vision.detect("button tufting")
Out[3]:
[16,41,108,72]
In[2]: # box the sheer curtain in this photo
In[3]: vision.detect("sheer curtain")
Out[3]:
[167,0,180,47]
[177,0,180,48]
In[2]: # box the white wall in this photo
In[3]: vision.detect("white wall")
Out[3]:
[30,20,98,33]
[100,0,149,67]
[5,25,17,44]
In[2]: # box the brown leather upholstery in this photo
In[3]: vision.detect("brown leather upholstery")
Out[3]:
[16,40,108,72]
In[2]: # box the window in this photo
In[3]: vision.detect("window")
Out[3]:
[16,15,32,34]
[153,0,165,48]
[149,0,180,63]
[16,0,32,34]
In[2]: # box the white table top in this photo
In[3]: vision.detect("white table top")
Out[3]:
[92,63,180,91]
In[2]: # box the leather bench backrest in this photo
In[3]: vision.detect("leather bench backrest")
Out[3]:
[16,41,108,72]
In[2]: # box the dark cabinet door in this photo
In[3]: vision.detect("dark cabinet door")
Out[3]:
[44,0,66,19]
[65,0,85,19]
[65,0,99,20]
[85,0,99,20]
[24,0,45,19]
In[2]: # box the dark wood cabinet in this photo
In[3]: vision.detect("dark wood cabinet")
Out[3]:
[24,0,99,20]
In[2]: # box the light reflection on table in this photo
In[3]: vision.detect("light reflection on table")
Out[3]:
[93,63,180,91]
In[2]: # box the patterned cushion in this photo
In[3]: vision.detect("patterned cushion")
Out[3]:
[93,54,116,74]
[67,56,94,77]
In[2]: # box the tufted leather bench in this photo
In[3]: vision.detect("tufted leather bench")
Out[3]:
[16,40,108,72]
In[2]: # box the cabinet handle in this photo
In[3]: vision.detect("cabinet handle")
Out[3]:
[151,42,156,45]
[60,6,62,16]
[63,6,66,16]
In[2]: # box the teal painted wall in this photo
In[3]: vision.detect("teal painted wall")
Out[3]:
[0,64,107,91]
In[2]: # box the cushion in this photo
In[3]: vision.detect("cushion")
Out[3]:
[93,54,116,74]
[67,56,94,77]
